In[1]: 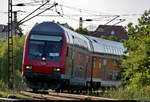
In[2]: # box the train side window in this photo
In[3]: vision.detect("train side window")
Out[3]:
[93,39,97,43]
[98,59,102,69]
[114,71,120,80]
[113,60,117,65]
[107,71,113,80]
[93,57,96,69]
[72,35,74,39]
[103,59,107,65]
[107,70,119,80]
[66,31,70,42]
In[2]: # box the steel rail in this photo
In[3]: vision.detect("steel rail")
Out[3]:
[20,91,117,101]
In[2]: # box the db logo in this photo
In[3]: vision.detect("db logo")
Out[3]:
[41,62,46,65]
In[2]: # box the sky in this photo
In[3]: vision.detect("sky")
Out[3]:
[0,0,150,32]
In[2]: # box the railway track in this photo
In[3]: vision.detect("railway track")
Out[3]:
[20,91,117,101]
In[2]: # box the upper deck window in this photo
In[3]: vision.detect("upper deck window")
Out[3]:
[93,39,98,43]
[30,34,62,41]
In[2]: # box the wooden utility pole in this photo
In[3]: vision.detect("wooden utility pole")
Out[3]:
[8,0,15,89]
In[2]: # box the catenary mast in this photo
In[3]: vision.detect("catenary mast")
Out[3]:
[8,0,15,89]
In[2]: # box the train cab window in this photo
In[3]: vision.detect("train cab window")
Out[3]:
[28,34,62,62]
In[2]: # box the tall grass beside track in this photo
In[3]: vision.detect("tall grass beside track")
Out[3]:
[0,77,27,98]
[100,86,150,100]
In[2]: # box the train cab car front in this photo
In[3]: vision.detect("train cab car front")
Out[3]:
[22,22,67,90]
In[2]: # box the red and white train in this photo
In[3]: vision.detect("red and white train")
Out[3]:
[22,22,125,91]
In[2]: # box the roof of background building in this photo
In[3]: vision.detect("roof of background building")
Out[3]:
[90,25,128,40]
[0,24,8,32]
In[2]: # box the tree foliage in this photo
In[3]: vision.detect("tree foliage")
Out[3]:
[68,26,75,31]
[0,35,26,86]
[75,28,89,35]
[121,10,150,87]
[100,35,121,42]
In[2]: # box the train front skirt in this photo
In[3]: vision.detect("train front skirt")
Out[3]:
[23,71,65,90]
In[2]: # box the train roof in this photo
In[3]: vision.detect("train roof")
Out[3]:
[30,22,65,35]
[85,35,126,56]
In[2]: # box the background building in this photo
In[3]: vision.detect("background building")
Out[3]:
[0,24,7,39]
[90,25,128,40]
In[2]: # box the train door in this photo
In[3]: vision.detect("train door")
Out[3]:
[84,55,90,80]
[70,35,88,86]
[64,33,75,80]
[65,45,73,79]
[71,51,86,80]
[70,35,76,80]
[70,46,74,78]
[77,52,89,80]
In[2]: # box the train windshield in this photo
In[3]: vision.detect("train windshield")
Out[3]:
[28,34,62,62]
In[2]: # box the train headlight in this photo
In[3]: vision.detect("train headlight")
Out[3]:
[25,66,32,70]
[53,68,61,72]
[42,57,46,61]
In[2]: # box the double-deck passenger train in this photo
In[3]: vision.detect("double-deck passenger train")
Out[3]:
[22,22,125,91]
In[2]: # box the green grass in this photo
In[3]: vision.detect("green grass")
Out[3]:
[0,91,8,98]
[101,85,150,100]
[0,80,28,99]
[0,90,28,99]
[15,93,27,99]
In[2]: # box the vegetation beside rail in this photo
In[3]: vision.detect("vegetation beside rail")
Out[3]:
[0,35,26,89]
[0,10,150,100]
[100,86,150,100]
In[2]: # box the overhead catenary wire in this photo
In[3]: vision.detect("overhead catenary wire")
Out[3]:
[104,15,120,25]
[18,2,58,25]
[6,0,143,27]
[12,0,142,19]
[113,19,126,25]
[58,4,108,16]
[18,0,50,24]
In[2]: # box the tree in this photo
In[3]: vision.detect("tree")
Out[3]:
[100,35,120,42]
[68,26,75,31]
[0,35,26,87]
[75,28,89,35]
[120,10,150,87]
